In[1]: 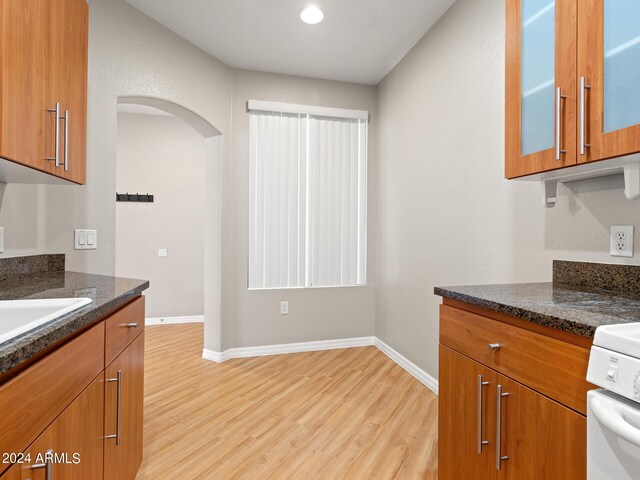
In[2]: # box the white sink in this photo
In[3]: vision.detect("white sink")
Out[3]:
[0,297,93,345]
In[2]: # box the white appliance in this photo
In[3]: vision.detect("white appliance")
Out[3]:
[586,323,640,480]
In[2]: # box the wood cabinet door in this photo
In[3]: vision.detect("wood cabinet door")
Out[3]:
[18,373,104,480]
[0,463,21,480]
[497,374,586,480]
[105,333,144,480]
[0,0,55,174]
[578,0,640,163]
[505,0,577,178]
[439,345,497,480]
[47,0,88,184]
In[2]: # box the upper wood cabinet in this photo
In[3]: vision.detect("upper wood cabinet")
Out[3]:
[506,0,577,178]
[506,0,640,178]
[578,0,640,164]
[0,0,51,176]
[47,0,89,184]
[0,0,88,184]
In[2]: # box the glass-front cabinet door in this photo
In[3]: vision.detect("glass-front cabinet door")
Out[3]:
[579,0,640,163]
[506,0,577,178]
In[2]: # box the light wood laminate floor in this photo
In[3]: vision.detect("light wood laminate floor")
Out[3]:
[136,324,438,479]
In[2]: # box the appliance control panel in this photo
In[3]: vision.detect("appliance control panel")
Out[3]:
[587,346,640,402]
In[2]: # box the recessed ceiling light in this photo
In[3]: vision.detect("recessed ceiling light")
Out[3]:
[300,6,324,24]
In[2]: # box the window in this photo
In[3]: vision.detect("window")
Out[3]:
[248,100,368,289]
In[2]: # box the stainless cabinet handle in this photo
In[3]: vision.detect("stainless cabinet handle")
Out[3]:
[488,343,501,351]
[555,87,567,161]
[45,103,61,167]
[125,322,139,328]
[32,449,53,479]
[580,76,591,155]
[106,370,123,446]
[63,110,69,172]
[477,375,490,454]
[496,385,510,470]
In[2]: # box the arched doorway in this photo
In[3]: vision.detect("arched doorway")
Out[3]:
[116,96,223,353]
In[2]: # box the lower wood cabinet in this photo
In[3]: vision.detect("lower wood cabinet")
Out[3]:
[439,345,586,480]
[439,345,496,480]
[439,302,590,480]
[0,322,104,465]
[0,296,145,480]
[104,332,144,480]
[0,373,104,479]
[498,374,586,480]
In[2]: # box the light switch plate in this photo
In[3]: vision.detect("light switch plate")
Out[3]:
[158,248,168,258]
[74,229,97,250]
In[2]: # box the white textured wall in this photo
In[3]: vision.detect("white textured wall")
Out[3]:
[0,0,233,351]
[0,184,47,255]
[0,0,377,351]
[375,0,640,380]
[223,69,377,349]
[116,112,205,319]
[2,0,639,364]
[0,0,234,276]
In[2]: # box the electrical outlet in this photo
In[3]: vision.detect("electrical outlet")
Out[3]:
[280,301,289,315]
[610,226,634,258]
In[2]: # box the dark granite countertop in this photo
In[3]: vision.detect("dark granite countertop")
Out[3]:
[434,282,640,338]
[435,260,640,338]
[0,269,148,376]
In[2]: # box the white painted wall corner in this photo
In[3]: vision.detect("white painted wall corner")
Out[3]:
[373,338,439,394]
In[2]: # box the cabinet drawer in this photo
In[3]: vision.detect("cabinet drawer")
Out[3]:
[0,322,104,471]
[440,304,592,414]
[105,296,145,367]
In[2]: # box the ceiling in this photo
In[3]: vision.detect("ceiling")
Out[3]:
[123,0,456,85]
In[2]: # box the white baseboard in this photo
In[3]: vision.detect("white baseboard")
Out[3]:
[203,336,375,363]
[202,348,228,363]
[201,335,438,395]
[374,338,439,395]
[146,315,204,326]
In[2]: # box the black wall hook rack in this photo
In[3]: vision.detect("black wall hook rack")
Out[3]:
[116,193,154,203]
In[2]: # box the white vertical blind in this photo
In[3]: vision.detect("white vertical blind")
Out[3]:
[249,112,307,289]
[249,105,367,289]
[307,116,367,287]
